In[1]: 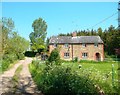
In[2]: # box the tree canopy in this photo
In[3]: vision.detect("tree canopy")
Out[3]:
[1,17,30,71]
[29,18,47,52]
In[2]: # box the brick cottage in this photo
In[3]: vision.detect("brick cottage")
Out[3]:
[49,32,104,61]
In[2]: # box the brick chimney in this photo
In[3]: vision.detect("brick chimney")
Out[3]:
[72,32,77,37]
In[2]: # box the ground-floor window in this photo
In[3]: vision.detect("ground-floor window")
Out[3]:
[64,52,70,58]
[82,53,88,59]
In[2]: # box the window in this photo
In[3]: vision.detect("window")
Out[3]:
[64,52,70,58]
[64,44,69,48]
[82,53,88,59]
[94,43,98,47]
[53,44,57,48]
[82,43,86,47]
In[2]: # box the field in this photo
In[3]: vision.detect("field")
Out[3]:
[29,60,119,94]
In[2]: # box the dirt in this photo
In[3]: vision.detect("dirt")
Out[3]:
[0,57,42,95]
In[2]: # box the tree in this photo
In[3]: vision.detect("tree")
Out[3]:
[29,18,47,52]
[1,17,30,71]
[97,27,102,37]
[1,17,15,54]
[48,48,60,64]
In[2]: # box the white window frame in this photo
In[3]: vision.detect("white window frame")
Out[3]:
[82,53,88,59]
[64,52,70,58]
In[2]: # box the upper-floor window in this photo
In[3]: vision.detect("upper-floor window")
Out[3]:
[64,52,70,58]
[82,43,86,47]
[94,43,98,47]
[82,53,88,59]
[53,44,57,48]
[64,44,69,48]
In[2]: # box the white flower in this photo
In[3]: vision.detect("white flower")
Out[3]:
[78,64,82,69]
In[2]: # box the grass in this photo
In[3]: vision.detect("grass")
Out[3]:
[13,64,23,82]
[29,60,119,94]
[61,61,119,93]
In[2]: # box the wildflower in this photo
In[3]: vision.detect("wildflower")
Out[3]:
[78,64,82,69]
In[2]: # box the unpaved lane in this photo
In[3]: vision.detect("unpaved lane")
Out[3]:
[0,59,25,94]
[0,57,41,95]
[15,57,41,94]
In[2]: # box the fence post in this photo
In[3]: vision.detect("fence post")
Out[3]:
[112,64,114,87]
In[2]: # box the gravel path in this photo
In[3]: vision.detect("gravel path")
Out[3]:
[0,57,42,95]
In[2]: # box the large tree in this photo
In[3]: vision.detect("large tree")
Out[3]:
[1,17,14,54]
[29,18,47,52]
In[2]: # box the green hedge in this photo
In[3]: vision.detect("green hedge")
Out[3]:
[29,61,98,95]
[1,53,25,72]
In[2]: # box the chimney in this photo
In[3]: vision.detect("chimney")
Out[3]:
[72,32,77,37]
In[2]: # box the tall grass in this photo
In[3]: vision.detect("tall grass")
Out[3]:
[29,61,99,94]
[29,60,119,94]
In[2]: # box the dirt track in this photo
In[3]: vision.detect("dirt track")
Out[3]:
[0,57,42,95]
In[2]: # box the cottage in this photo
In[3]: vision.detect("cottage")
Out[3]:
[49,32,104,61]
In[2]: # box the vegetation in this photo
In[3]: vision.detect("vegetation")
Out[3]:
[48,48,60,64]
[29,61,98,94]
[29,18,47,52]
[1,17,29,72]
[12,65,23,92]
[12,65,23,83]
[29,60,119,94]
[58,25,120,57]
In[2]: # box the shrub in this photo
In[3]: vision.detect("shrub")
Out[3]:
[3,53,17,63]
[24,51,36,57]
[48,49,60,64]
[1,60,10,71]
[30,63,98,94]
[73,57,78,62]
[17,53,25,60]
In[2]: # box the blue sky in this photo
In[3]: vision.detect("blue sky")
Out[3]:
[2,2,118,40]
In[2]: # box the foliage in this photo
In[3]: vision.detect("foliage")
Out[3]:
[24,51,37,57]
[1,17,29,72]
[73,57,78,62]
[12,64,23,82]
[29,60,119,94]
[29,18,47,52]
[29,61,98,94]
[45,38,50,52]
[48,49,60,64]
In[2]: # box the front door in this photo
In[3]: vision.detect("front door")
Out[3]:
[95,53,101,61]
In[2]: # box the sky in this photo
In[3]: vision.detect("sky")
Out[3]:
[2,2,118,40]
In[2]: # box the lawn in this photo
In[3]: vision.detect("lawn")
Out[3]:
[29,60,119,94]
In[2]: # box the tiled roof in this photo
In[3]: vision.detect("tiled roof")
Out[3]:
[49,36,103,44]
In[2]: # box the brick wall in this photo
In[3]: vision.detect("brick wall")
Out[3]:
[49,43,104,61]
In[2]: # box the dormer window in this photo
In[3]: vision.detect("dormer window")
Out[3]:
[53,44,57,48]
[64,44,69,48]
[82,43,86,47]
[94,43,98,47]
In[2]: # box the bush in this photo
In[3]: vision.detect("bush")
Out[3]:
[2,52,24,72]
[30,63,98,94]
[3,53,17,63]
[24,51,37,57]
[73,57,78,62]
[1,60,10,71]
[17,53,25,60]
[48,49,60,64]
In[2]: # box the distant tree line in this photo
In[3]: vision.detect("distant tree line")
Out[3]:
[58,25,120,57]
[1,17,29,71]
